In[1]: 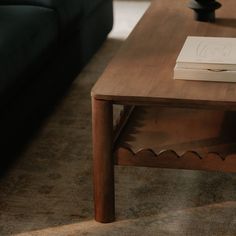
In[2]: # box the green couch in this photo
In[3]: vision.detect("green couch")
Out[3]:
[0,0,113,167]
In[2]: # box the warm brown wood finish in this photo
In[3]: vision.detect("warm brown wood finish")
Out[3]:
[114,107,236,172]
[92,0,236,110]
[91,0,236,223]
[113,105,134,145]
[92,98,115,223]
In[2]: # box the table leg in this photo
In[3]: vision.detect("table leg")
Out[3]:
[92,98,115,223]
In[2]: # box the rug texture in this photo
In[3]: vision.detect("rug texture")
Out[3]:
[0,1,236,235]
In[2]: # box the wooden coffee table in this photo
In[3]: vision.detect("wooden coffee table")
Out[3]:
[91,0,236,223]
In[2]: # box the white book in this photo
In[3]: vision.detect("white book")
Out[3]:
[174,65,236,82]
[174,36,236,82]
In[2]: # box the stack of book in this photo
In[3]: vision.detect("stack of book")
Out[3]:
[174,36,236,82]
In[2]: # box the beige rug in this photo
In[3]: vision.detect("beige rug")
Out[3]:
[0,1,236,235]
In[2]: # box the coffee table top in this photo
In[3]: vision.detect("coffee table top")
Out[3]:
[92,0,236,109]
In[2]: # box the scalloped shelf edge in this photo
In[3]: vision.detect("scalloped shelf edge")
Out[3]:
[114,146,236,172]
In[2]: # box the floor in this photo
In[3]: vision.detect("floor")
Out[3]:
[0,1,236,235]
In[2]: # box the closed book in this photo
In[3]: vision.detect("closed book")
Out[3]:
[174,36,236,82]
[174,65,236,82]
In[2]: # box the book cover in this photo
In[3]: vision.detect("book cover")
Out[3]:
[176,36,236,70]
[174,36,236,82]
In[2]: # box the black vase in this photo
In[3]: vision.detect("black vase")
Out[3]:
[189,0,222,22]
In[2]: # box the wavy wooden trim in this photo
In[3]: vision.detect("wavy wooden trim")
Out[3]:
[121,147,225,160]
[114,146,236,172]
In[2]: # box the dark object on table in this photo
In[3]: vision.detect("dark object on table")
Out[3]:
[189,0,221,22]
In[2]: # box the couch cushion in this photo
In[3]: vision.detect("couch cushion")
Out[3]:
[82,0,108,16]
[0,5,58,98]
[0,0,82,28]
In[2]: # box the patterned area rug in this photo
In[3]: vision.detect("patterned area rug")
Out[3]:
[0,1,236,235]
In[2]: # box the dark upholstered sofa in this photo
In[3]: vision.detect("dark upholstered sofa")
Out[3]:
[0,0,113,165]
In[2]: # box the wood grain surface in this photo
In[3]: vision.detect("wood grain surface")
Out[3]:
[92,99,115,222]
[92,0,236,109]
[92,0,236,223]
[114,106,236,172]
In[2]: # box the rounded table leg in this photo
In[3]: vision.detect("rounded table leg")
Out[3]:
[92,98,115,223]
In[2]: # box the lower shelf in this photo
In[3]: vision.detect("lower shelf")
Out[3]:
[114,106,236,172]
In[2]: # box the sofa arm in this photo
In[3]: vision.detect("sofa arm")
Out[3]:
[0,0,48,6]
[0,0,83,29]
